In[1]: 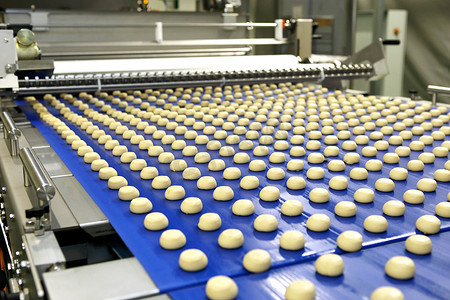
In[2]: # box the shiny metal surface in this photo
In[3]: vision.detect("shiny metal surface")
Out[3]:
[32,147,71,178]
[43,257,159,300]
[1,111,22,156]
[19,147,55,202]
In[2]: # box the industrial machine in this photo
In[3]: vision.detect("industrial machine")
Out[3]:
[1,6,450,300]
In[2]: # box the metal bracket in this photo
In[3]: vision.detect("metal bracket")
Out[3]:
[296,19,313,62]
[1,111,22,157]
[427,85,450,106]
[0,30,19,91]
[29,11,49,31]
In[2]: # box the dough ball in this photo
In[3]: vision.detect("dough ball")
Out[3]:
[205,276,238,300]
[77,145,93,156]
[259,186,280,202]
[280,231,305,251]
[183,167,201,180]
[354,188,375,203]
[91,159,109,171]
[308,153,325,164]
[112,145,128,157]
[281,200,303,216]
[324,146,340,157]
[416,215,441,234]
[234,153,250,164]
[209,159,226,171]
[383,153,400,164]
[405,234,432,255]
[285,280,315,300]
[128,159,146,171]
[165,185,186,201]
[152,176,171,189]
[370,287,404,300]
[120,152,137,163]
[179,249,208,272]
[365,159,383,172]
[158,152,175,164]
[248,160,266,172]
[160,229,186,250]
[218,229,244,249]
[197,176,217,190]
[269,152,286,163]
[240,176,259,190]
[315,254,344,277]
[418,152,435,164]
[416,178,437,192]
[385,256,415,280]
[306,167,325,180]
[141,167,158,180]
[223,167,241,180]
[309,188,330,203]
[286,160,304,172]
[433,146,449,157]
[435,202,450,218]
[253,146,269,156]
[328,160,346,172]
[254,214,278,232]
[99,167,117,180]
[306,214,330,232]
[337,230,363,252]
[403,189,425,204]
[130,197,153,214]
[108,176,128,190]
[407,160,424,172]
[383,200,405,216]
[335,201,357,217]
[364,215,388,233]
[118,185,140,201]
[213,186,234,201]
[198,213,222,231]
[329,176,348,190]
[286,177,306,190]
[180,197,203,214]
[350,167,369,180]
[344,153,360,165]
[375,178,395,192]
[232,200,255,216]
[84,152,101,164]
[290,146,306,157]
[182,146,198,156]
[195,152,211,164]
[144,212,169,231]
[362,146,377,157]
[388,167,408,181]
[243,249,271,273]
[266,168,285,180]
[434,169,450,182]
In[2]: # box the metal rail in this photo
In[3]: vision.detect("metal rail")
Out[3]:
[428,85,450,106]
[40,22,277,28]
[1,111,21,157]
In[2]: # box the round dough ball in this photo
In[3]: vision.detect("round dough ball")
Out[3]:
[306,167,325,180]
[254,214,278,232]
[362,146,377,157]
[383,200,405,216]
[152,176,171,189]
[243,249,271,273]
[179,249,208,272]
[180,197,203,214]
[375,178,395,192]
[308,153,325,164]
[434,169,450,182]
[435,202,450,218]
[253,146,269,156]
[403,189,425,204]
[416,178,437,192]
[280,231,305,251]
[349,168,368,180]
[195,152,211,164]
[306,214,330,232]
[240,176,259,190]
[205,276,238,300]
[232,200,255,216]
[389,167,408,181]
[144,212,169,231]
[108,176,128,190]
[370,287,404,300]
[407,160,424,172]
[416,215,441,234]
[209,159,226,171]
[91,159,109,171]
[385,256,415,280]
[218,229,244,249]
[337,230,363,252]
[266,168,285,180]
[285,280,315,300]
[405,234,432,255]
[324,146,340,157]
[269,152,286,163]
[344,153,360,165]
[198,213,222,231]
[160,229,186,250]
[130,197,153,214]
[183,167,201,180]
[329,176,348,190]
[309,188,330,203]
[165,185,185,201]
[99,167,118,180]
[335,201,357,217]
[286,159,304,172]
[383,153,400,164]
[365,159,383,172]
[286,177,306,190]
[328,160,345,172]
[259,186,280,202]
[223,167,241,180]
[248,160,267,172]
[433,146,449,157]
[354,188,375,203]
[118,185,140,201]
[213,186,234,201]
[281,200,303,216]
[197,176,217,190]
[130,159,147,171]
[364,215,388,233]
[84,152,101,164]
[141,167,158,180]
[315,254,344,277]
